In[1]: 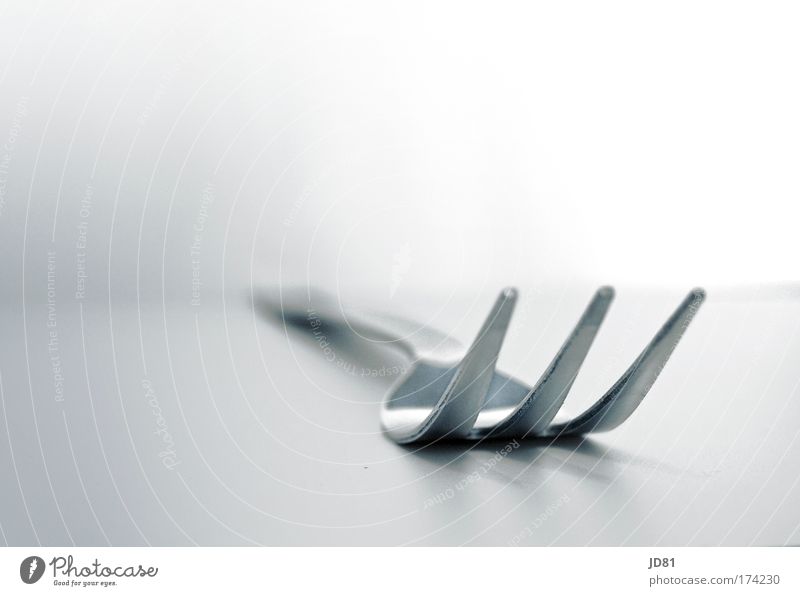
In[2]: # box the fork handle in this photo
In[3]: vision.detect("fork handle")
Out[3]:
[272,289,462,363]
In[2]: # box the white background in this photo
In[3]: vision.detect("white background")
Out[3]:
[0,547,797,594]
[1,0,798,297]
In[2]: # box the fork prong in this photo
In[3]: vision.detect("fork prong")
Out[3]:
[400,287,518,443]
[476,286,615,439]
[545,288,706,437]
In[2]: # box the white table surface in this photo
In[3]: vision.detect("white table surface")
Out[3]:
[2,283,798,546]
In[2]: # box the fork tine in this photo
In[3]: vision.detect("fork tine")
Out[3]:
[400,287,518,443]
[545,288,706,437]
[477,286,615,439]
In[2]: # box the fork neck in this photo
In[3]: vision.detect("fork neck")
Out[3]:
[279,290,464,363]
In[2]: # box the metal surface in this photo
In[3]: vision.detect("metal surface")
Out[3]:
[273,286,705,444]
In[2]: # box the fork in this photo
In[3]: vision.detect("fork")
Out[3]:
[272,286,705,444]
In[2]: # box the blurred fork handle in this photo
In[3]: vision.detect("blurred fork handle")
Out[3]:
[262,287,462,363]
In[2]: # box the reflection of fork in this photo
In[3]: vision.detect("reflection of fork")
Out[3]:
[275,287,705,445]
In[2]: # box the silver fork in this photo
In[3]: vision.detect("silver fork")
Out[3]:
[271,287,705,444]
